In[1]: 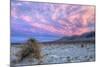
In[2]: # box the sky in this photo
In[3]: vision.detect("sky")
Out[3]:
[11,1,95,43]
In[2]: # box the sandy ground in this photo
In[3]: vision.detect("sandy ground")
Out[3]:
[10,43,95,66]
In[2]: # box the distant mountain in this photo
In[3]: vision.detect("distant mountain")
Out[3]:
[80,31,95,38]
[56,31,95,42]
[40,31,95,44]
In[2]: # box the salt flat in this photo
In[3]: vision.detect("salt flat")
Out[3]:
[10,43,95,66]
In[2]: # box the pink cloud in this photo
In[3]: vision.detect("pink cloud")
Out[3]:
[81,6,95,26]
[72,28,89,35]
[11,2,95,36]
[19,6,95,36]
[31,22,72,36]
[11,8,18,19]
[20,15,33,23]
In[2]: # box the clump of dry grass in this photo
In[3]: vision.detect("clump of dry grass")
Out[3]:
[15,38,42,64]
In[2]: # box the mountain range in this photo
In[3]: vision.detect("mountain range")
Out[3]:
[56,31,95,42]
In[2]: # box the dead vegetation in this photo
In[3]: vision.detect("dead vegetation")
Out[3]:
[13,38,42,65]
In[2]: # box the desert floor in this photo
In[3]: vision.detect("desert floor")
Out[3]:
[10,43,95,66]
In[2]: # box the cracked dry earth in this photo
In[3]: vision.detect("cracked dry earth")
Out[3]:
[10,43,95,66]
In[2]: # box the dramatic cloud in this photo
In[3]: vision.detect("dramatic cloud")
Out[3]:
[11,1,95,42]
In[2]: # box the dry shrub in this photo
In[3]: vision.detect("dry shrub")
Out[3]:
[16,38,42,64]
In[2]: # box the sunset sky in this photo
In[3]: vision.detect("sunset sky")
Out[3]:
[11,1,95,43]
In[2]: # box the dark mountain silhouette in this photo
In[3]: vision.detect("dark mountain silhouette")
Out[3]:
[56,31,95,42]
